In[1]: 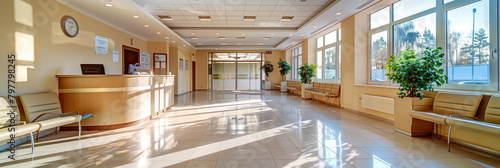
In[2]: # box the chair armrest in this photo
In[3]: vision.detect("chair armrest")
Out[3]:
[60,111,80,117]
[1,121,26,127]
[449,114,477,120]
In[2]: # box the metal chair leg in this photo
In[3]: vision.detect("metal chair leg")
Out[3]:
[78,121,81,140]
[30,132,34,154]
[435,123,439,138]
[448,125,452,152]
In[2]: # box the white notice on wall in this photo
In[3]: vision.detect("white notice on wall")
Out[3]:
[140,52,150,70]
[112,50,119,62]
[95,35,108,55]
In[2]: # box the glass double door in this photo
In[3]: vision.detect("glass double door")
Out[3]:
[213,62,261,90]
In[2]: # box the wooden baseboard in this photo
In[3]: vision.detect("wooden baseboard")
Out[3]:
[341,107,394,125]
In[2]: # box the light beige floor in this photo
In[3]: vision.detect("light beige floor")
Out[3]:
[1,90,500,168]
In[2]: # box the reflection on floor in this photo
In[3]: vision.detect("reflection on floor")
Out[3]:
[1,90,500,168]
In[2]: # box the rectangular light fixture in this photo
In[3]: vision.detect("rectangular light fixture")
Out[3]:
[263,37,270,40]
[218,37,226,39]
[199,16,212,21]
[190,36,198,39]
[158,15,173,20]
[243,16,256,21]
[280,16,294,21]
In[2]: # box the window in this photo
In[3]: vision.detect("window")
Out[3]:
[368,0,498,90]
[316,28,341,83]
[291,46,302,80]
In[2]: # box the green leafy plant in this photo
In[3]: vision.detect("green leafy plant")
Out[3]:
[298,63,318,84]
[277,58,292,81]
[261,61,274,81]
[385,47,448,99]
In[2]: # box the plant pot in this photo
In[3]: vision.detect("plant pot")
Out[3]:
[280,81,287,92]
[301,84,313,99]
[394,97,434,136]
[265,81,271,90]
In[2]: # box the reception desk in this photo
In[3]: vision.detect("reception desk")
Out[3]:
[56,75,175,130]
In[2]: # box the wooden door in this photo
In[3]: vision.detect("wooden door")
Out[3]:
[123,45,140,74]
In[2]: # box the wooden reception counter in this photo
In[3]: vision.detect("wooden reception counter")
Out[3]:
[56,75,175,130]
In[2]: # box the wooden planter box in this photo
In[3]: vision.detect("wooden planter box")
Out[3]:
[394,97,434,136]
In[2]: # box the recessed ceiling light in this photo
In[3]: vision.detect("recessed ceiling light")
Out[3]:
[237,43,242,45]
[105,3,113,7]
[258,43,264,45]
[263,37,270,40]
[158,15,173,21]
[313,26,317,28]
[172,41,176,43]
[190,36,198,39]
[144,25,149,28]
[183,44,186,46]
[191,33,195,35]
[218,37,226,39]
[216,33,219,35]
[280,16,294,21]
[301,34,304,36]
[133,15,139,18]
[289,34,293,36]
[336,12,342,15]
[241,34,245,35]
[243,16,256,21]
[157,32,161,34]
[271,34,274,36]
[199,16,211,21]
[215,48,218,50]
[165,37,169,39]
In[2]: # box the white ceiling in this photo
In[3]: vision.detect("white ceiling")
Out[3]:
[134,0,332,28]
[58,0,380,50]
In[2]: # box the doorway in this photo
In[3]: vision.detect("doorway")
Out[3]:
[123,45,140,74]
[209,53,263,90]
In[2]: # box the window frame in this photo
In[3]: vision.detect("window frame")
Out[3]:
[291,46,302,81]
[316,28,342,84]
[367,0,498,91]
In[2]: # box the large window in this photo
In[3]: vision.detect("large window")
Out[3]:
[316,28,341,83]
[291,46,302,80]
[368,0,498,90]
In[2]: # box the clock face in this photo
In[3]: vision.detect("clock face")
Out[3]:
[61,16,79,37]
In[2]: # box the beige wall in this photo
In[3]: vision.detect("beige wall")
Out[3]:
[195,50,285,90]
[169,46,195,94]
[0,0,170,96]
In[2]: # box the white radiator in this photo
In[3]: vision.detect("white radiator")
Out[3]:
[361,94,394,114]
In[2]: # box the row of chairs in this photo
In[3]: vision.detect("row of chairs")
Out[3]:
[304,82,341,107]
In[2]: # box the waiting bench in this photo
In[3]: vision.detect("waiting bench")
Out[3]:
[286,81,301,95]
[304,82,341,107]
[0,98,38,154]
[19,93,93,141]
[410,92,500,152]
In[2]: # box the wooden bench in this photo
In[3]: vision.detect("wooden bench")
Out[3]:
[286,81,301,96]
[304,82,341,107]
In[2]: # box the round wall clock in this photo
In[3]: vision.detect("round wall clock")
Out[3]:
[60,15,79,37]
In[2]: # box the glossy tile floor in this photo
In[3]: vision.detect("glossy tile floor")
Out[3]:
[1,90,500,168]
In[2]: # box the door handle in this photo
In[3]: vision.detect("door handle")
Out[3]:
[492,48,497,59]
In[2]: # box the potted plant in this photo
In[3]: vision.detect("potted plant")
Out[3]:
[261,61,274,90]
[298,63,318,99]
[385,47,447,136]
[277,58,292,92]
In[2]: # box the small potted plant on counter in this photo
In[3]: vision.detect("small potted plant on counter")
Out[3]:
[298,63,318,99]
[261,60,274,90]
[277,58,292,92]
[385,47,447,136]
